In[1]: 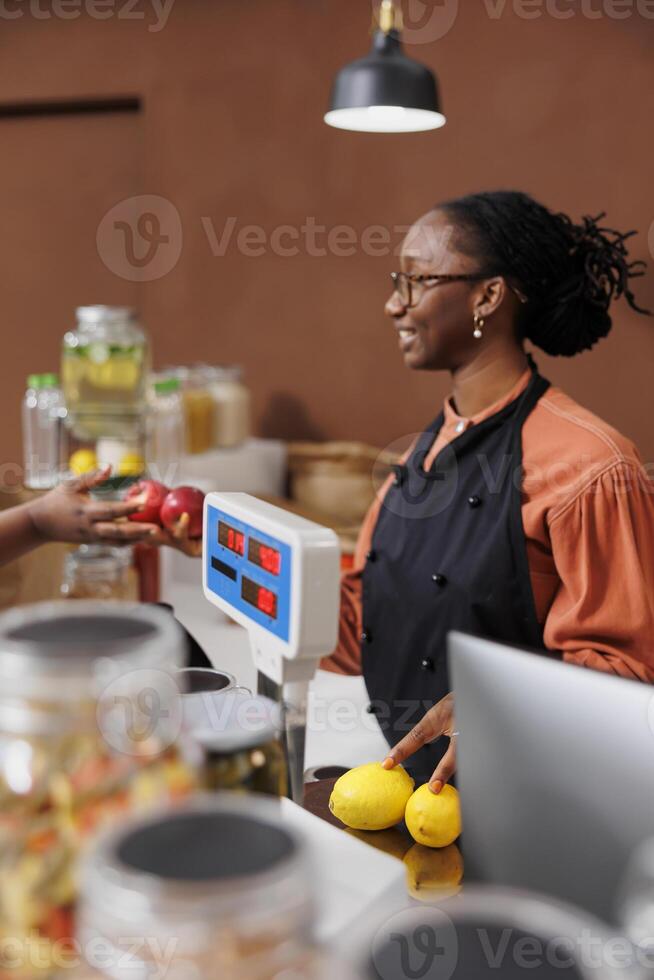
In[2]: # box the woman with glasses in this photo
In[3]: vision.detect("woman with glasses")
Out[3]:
[323,190,654,789]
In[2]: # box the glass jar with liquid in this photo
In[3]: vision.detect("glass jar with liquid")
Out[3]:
[62,307,149,439]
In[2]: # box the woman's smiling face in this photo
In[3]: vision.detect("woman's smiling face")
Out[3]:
[385,209,489,372]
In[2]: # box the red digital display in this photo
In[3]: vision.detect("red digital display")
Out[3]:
[242,576,278,619]
[218,520,245,557]
[248,537,281,576]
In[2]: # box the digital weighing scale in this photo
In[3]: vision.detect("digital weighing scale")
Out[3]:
[202,492,341,801]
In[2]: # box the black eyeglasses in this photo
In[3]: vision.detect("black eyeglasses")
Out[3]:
[390,271,528,309]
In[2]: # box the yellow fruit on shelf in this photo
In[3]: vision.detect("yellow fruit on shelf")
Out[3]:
[328,762,414,831]
[405,783,461,848]
[403,842,464,902]
[68,449,98,476]
[117,453,145,477]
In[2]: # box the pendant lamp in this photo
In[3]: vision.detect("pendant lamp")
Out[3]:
[325,0,445,133]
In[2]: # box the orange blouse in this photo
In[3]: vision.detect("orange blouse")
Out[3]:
[324,369,654,683]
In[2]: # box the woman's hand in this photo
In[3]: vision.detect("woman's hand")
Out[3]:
[382,692,457,795]
[28,468,160,545]
[147,512,203,558]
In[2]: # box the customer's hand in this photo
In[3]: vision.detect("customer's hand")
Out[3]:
[29,468,160,545]
[147,512,203,558]
[382,691,457,794]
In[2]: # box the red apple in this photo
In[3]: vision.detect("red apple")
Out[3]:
[125,480,169,525]
[161,486,205,539]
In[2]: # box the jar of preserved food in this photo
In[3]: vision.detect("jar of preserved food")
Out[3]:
[0,601,196,979]
[181,684,288,797]
[168,365,214,455]
[71,795,332,980]
[61,545,136,601]
[205,365,251,449]
[62,307,149,440]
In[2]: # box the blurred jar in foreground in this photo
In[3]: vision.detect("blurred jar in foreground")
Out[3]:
[60,545,137,601]
[62,307,149,440]
[180,675,288,797]
[619,836,654,963]
[146,374,185,484]
[0,601,196,979]
[71,796,331,980]
[22,373,65,490]
[167,365,214,455]
[205,365,251,448]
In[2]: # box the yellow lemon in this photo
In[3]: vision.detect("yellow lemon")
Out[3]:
[117,452,144,476]
[346,827,413,862]
[329,763,414,831]
[405,783,461,848]
[404,842,464,901]
[69,448,98,476]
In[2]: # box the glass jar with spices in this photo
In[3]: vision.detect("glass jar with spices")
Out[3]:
[205,365,251,449]
[0,601,196,979]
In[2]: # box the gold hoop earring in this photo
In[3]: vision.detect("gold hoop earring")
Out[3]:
[473,313,484,339]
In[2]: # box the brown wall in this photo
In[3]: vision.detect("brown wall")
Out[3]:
[1,0,653,474]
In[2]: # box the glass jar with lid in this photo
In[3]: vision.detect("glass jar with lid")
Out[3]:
[146,374,185,484]
[62,307,150,439]
[0,601,197,978]
[205,365,251,449]
[61,545,137,601]
[165,366,214,455]
[70,796,334,980]
[180,678,288,797]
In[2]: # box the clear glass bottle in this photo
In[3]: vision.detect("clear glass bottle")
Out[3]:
[147,375,185,484]
[22,373,65,489]
[72,796,329,980]
[206,365,251,449]
[62,307,149,440]
[0,601,196,979]
[61,545,136,601]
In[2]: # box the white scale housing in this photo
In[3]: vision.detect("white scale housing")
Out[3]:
[202,492,341,799]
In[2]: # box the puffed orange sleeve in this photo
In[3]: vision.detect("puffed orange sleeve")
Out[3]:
[544,460,654,682]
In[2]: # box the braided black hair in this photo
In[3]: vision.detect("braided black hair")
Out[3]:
[436,190,650,357]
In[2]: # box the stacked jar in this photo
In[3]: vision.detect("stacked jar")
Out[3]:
[0,602,196,978]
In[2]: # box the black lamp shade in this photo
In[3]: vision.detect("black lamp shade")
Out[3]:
[325,30,445,133]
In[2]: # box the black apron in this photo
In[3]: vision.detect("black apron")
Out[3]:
[361,370,551,783]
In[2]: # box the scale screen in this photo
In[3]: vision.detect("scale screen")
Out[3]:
[205,504,292,642]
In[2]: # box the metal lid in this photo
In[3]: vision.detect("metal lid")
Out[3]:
[182,690,283,753]
[0,600,185,701]
[76,305,137,325]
